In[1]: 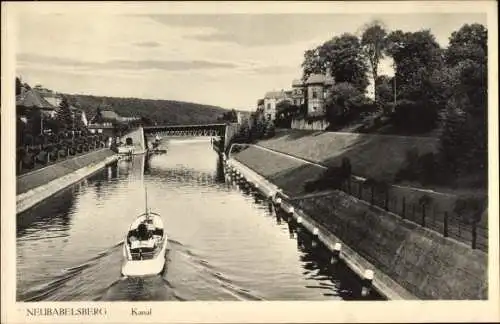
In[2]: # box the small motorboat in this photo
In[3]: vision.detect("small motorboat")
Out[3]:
[121,188,168,277]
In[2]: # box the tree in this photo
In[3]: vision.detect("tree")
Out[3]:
[16,117,25,146]
[446,23,487,67]
[302,33,370,92]
[361,20,388,100]
[94,106,104,124]
[386,29,444,103]
[55,97,73,130]
[375,75,394,111]
[26,107,42,136]
[16,77,22,96]
[439,24,487,183]
[325,82,369,125]
[218,109,238,123]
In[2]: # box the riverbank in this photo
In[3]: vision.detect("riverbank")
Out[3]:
[17,149,119,214]
[227,144,487,300]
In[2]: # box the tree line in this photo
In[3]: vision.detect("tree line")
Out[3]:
[275,21,487,188]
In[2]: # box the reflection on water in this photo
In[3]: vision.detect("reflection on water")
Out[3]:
[16,138,382,301]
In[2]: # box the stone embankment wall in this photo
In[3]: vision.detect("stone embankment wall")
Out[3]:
[291,118,330,131]
[229,144,487,300]
[17,149,118,214]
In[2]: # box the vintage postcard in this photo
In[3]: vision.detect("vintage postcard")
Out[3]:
[1,1,499,323]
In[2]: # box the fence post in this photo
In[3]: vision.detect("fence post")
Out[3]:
[421,204,426,227]
[471,221,477,249]
[385,189,389,211]
[443,212,448,237]
[402,197,406,219]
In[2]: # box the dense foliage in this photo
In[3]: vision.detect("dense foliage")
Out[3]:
[295,21,488,190]
[302,33,370,92]
[64,94,231,126]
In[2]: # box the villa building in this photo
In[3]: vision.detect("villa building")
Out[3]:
[304,73,335,117]
[263,90,286,121]
[291,79,306,107]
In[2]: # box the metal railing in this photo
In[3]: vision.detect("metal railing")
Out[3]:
[340,178,488,252]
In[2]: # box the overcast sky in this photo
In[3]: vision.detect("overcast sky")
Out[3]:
[14,3,487,111]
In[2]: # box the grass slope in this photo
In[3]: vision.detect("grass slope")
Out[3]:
[259,129,440,185]
[64,94,231,125]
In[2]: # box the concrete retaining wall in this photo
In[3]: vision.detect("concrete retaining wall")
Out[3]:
[295,192,487,300]
[228,144,487,300]
[17,151,119,214]
[17,149,117,195]
[224,148,415,300]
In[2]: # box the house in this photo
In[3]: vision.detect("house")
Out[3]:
[291,80,306,107]
[263,90,294,121]
[35,86,63,108]
[16,87,57,119]
[304,73,334,117]
[87,109,139,137]
[88,110,119,136]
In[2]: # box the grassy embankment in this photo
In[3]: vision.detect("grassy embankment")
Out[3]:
[231,129,487,251]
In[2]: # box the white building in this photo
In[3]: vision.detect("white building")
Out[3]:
[263,90,289,121]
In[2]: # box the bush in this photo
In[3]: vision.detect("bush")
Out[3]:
[304,160,351,193]
[391,99,438,133]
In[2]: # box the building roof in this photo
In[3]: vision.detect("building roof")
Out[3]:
[305,73,334,85]
[292,79,304,87]
[101,110,120,120]
[16,89,55,110]
[264,91,286,99]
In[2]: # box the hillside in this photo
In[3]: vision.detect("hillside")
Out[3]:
[64,94,231,125]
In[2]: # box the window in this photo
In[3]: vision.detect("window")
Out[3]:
[312,91,318,99]
[267,103,271,110]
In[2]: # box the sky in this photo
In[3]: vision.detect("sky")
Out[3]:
[13,3,488,111]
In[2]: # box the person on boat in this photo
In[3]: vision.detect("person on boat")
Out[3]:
[137,222,152,241]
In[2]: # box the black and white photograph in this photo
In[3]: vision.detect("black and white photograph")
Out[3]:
[1,1,498,323]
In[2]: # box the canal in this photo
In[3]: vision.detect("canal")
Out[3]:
[16,138,382,301]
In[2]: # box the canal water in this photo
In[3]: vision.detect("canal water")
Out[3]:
[16,138,382,301]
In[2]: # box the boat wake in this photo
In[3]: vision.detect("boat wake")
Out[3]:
[18,237,264,302]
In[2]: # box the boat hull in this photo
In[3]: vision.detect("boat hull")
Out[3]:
[121,242,168,277]
[121,214,168,277]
